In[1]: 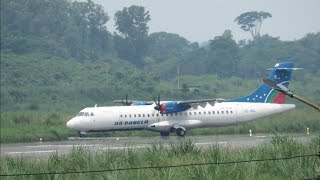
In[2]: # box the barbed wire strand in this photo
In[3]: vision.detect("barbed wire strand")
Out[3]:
[0,152,318,177]
[301,175,320,180]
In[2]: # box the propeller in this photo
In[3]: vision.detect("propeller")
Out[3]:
[263,78,320,111]
[125,94,131,105]
[153,94,162,113]
[113,94,132,105]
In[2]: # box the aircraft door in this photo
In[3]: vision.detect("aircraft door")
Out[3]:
[236,104,243,123]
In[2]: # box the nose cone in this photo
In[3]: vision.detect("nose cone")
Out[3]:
[66,119,75,129]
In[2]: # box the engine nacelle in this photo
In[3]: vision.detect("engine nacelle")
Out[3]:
[160,101,191,114]
[147,121,174,133]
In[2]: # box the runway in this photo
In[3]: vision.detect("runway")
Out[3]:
[0,134,313,158]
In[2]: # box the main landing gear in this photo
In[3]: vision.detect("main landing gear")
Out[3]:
[159,128,186,137]
[175,128,186,137]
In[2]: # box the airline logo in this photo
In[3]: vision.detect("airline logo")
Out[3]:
[114,120,149,126]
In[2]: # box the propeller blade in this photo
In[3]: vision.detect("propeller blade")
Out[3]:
[153,94,163,113]
[126,94,128,105]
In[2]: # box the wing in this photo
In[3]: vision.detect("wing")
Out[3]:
[178,98,225,108]
[266,68,303,71]
[113,100,153,106]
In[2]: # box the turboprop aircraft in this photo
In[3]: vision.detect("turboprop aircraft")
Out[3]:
[66,62,297,137]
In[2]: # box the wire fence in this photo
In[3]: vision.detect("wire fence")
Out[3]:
[1,152,319,177]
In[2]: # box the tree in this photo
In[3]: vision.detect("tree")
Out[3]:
[69,0,110,59]
[208,30,239,76]
[234,11,272,41]
[147,32,196,62]
[114,5,151,67]
[1,0,111,60]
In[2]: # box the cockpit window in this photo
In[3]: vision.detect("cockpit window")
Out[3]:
[77,112,84,116]
[90,112,94,116]
[84,112,90,117]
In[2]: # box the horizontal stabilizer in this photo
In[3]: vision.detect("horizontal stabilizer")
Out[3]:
[266,67,302,71]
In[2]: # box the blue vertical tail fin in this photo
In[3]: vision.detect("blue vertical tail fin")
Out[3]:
[228,62,295,104]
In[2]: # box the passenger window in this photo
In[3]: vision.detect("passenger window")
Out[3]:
[204,112,206,115]
[213,111,215,114]
[180,112,182,116]
[138,114,141,117]
[166,114,168,116]
[226,110,229,114]
[230,111,233,114]
[189,112,192,115]
[147,114,150,117]
[129,115,132,118]
[125,115,127,118]
[194,112,196,115]
[143,114,145,117]
[208,111,211,114]
[134,114,136,117]
[217,111,219,114]
[120,115,123,118]
[222,111,224,114]
[199,112,201,115]
[184,112,187,116]
[152,114,154,117]
[175,113,177,116]
[171,113,173,116]
[157,113,159,117]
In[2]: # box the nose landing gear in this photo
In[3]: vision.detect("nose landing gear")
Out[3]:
[78,131,86,138]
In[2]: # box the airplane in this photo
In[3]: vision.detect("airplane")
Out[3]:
[66,62,297,137]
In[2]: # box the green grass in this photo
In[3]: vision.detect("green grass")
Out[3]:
[1,136,319,179]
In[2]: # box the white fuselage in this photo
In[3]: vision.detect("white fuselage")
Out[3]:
[66,102,295,133]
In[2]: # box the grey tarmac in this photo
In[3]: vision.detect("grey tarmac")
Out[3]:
[0,134,314,159]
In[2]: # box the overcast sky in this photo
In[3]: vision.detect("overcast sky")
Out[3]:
[92,0,320,43]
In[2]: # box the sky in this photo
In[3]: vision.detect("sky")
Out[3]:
[92,0,320,43]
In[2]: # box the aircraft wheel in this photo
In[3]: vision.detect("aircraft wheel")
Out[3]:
[160,132,170,137]
[176,128,186,137]
[78,131,86,138]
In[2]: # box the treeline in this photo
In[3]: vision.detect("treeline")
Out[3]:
[2,0,320,80]
[1,0,111,60]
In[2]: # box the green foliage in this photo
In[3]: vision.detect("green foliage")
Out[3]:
[1,1,319,143]
[1,138,319,179]
[1,0,111,60]
[234,11,272,40]
[147,32,197,62]
[1,51,319,143]
[208,30,239,76]
[114,5,151,67]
